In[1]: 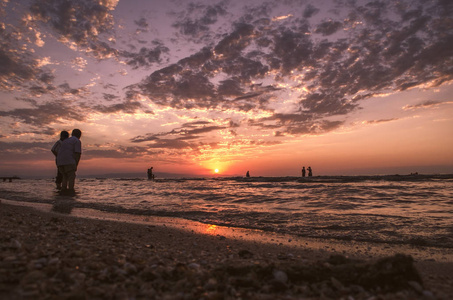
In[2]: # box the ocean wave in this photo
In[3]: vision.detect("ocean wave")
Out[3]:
[1,174,453,249]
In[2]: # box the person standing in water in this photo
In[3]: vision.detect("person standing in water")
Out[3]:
[147,167,154,180]
[56,129,82,195]
[307,166,313,177]
[302,167,306,177]
[51,130,69,189]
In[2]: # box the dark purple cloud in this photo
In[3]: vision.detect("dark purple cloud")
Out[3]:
[248,112,344,136]
[83,146,149,159]
[122,41,170,69]
[128,0,452,143]
[0,141,54,162]
[92,100,145,114]
[131,121,228,144]
[172,2,227,39]
[0,33,54,91]
[135,17,149,29]
[103,93,119,101]
[314,20,343,36]
[0,100,85,127]
[0,0,452,159]
[303,4,319,18]
[29,0,118,59]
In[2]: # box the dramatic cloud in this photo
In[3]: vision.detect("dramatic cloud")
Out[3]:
[0,0,452,172]
[129,0,453,141]
[131,121,228,143]
[92,100,144,114]
[0,27,54,90]
[171,2,228,40]
[83,146,149,159]
[122,41,170,69]
[249,113,344,136]
[0,99,86,127]
[29,0,119,59]
[0,141,54,161]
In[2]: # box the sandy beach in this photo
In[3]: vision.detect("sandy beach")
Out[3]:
[1,200,452,299]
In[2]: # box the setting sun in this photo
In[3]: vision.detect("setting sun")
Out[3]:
[1,1,452,297]
[0,0,452,179]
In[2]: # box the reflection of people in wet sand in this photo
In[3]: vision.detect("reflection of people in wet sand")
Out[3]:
[308,166,313,177]
[147,167,154,180]
[246,171,250,177]
[56,129,82,195]
[52,198,75,214]
[302,167,306,177]
[51,130,69,189]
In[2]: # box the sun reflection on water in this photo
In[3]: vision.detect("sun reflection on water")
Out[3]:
[206,224,218,234]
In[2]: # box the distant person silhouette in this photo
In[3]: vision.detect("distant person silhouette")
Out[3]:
[302,167,306,177]
[51,130,69,189]
[308,166,313,177]
[246,171,250,177]
[56,129,82,195]
[147,167,154,180]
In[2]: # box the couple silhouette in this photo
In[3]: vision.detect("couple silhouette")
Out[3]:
[51,129,82,195]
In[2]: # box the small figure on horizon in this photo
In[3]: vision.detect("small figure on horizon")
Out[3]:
[147,167,154,180]
[307,166,313,177]
[246,171,250,178]
[51,130,69,189]
[56,129,82,195]
[302,166,306,177]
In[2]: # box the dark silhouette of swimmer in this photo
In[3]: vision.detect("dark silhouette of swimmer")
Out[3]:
[147,167,154,180]
[307,166,313,177]
[246,171,250,177]
[302,167,306,177]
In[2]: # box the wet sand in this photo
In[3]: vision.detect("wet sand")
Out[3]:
[1,200,452,299]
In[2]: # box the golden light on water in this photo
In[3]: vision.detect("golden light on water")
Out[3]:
[206,225,218,234]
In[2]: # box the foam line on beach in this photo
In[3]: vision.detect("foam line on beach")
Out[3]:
[2,198,452,263]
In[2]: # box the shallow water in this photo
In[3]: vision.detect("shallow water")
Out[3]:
[1,174,452,248]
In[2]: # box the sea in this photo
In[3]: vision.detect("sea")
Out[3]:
[1,174,453,249]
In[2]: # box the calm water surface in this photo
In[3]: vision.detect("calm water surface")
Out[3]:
[1,174,452,248]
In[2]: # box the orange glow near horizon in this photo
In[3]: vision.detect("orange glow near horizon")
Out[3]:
[1,1,453,179]
[10,99,453,179]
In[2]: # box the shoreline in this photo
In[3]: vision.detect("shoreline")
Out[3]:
[2,198,453,263]
[1,200,453,299]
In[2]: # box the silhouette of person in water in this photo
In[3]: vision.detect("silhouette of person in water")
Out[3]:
[147,167,154,180]
[307,166,313,177]
[51,130,69,189]
[246,171,250,177]
[56,129,82,195]
[302,167,306,177]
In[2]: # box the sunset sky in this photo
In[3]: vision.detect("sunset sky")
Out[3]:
[1,0,452,178]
